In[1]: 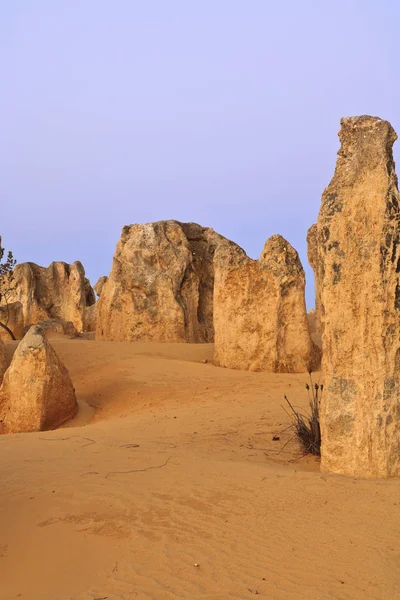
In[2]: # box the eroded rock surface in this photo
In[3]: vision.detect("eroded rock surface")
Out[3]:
[3,261,95,334]
[22,319,78,338]
[0,325,78,433]
[96,221,239,342]
[307,309,321,349]
[307,224,321,336]
[0,337,6,384]
[213,234,320,372]
[83,304,97,333]
[317,116,400,478]
[84,278,96,306]
[0,301,24,341]
[94,276,108,297]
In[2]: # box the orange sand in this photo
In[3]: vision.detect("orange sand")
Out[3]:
[1,339,400,599]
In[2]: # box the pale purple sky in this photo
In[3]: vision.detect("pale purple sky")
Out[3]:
[1,1,399,307]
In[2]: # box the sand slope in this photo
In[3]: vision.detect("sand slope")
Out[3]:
[1,339,400,599]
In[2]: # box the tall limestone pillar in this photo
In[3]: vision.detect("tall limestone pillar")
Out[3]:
[318,116,400,478]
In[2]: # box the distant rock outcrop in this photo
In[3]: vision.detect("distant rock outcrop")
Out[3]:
[213,234,320,372]
[96,221,241,342]
[307,309,321,349]
[83,304,97,333]
[318,116,400,478]
[94,276,108,297]
[84,277,96,306]
[2,261,95,335]
[22,318,78,338]
[306,224,321,337]
[0,325,78,433]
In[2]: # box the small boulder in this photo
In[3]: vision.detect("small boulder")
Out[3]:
[0,325,78,432]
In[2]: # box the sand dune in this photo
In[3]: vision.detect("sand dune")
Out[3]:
[1,339,400,599]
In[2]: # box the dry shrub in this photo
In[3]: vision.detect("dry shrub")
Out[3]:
[284,373,322,456]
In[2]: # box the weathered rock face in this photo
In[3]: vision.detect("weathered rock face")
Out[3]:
[94,276,108,297]
[96,221,238,342]
[213,234,320,372]
[318,116,400,478]
[0,325,78,433]
[23,319,78,338]
[83,303,97,333]
[307,224,321,336]
[0,301,24,341]
[84,278,96,306]
[307,309,322,349]
[0,337,6,384]
[307,309,318,334]
[307,224,318,278]
[3,261,95,334]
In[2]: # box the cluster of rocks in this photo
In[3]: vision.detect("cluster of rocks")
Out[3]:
[0,220,320,435]
[1,225,320,376]
[0,260,97,341]
[94,221,319,372]
[2,114,400,481]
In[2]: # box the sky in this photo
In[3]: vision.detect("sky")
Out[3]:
[1,1,400,308]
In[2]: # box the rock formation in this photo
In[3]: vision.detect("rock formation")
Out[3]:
[307,309,322,349]
[84,277,96,306]
[306,223,321,336]
[22,319,78,338]
[94,276,108,297]
[2,261,95,334]
[0,325,78,433]
[213,234,320,372]
[317,116,400,478]
[0,301,24,341]
[83,304,97,333]
[0,337,6,384]
[96,221,239,342]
